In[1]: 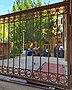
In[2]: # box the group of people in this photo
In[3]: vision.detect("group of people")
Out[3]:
[23,47,51,57]
[22,44,64,58]
[54,44,64,58]
[23,47,40,56]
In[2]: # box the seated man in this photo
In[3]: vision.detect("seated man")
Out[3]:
[27,48,32,56]
[59,45,64,58]
[44,49,51,57]
[54,44,60,57]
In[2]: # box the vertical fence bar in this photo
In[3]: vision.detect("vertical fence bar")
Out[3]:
[63,15,64,46]
[25,13,28,77]
[47,11,50,78]
[18,14,22,75]
[7,17,10,73]
[71,0,72,87]
[32,12,34,77]
[12,16,15,74]
[56,9,59,82]
[2,18,5,72]
[39,12,42,79]
[67,0,71,88]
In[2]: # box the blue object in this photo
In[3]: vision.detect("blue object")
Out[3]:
[59,50,64,58]
[44,52,51,57]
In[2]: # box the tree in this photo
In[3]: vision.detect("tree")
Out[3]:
[10,0,55,56]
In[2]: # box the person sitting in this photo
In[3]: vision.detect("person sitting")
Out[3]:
[54,44,59,57]
[59,45,64,58]
[37,47,40,56]
[44,49,51,57]
[27,48,32,56]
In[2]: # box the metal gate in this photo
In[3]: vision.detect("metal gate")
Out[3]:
[0,1,71,89]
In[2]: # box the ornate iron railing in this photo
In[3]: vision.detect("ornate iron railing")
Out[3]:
[0,1,70,89]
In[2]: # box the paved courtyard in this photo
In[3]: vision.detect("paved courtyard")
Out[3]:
[0,56,68,90]
[0,80,43,90]
[0,56,67,75]
[0,56,67,68]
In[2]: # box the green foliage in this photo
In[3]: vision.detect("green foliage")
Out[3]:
[10,0,55,56]
[12,0,50,12]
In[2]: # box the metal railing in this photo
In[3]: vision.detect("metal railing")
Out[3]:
[0,1,70,89]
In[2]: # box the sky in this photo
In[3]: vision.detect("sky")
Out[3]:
[0,0,63,15]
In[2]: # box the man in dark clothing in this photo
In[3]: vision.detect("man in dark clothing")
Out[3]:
[54,44,59,57]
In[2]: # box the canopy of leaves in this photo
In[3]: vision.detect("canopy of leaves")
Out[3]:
[9,0,56,56]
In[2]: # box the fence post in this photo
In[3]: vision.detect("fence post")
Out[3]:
[70,0,72,87]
